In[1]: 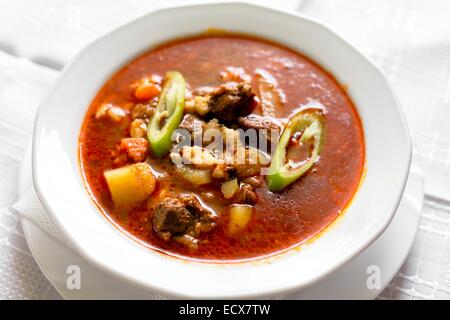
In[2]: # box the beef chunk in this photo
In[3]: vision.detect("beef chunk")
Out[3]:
[237,114,280,131]
[153,198,193,241]
[207,82,256,124]
[237,114,281,146]
[179,193,215,228]
[179,113,205,134]
[131,103,155,121]
[178,114,206,144]
[237,183,258,205]
[242,176,263,188]
[152,194,216,245]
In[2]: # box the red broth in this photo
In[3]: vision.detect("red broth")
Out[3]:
[79,35,365,261]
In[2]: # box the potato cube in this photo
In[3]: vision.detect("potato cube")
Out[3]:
[175,165,212,185]
[221,179,239,199]
[104,162,156,207]
[228,204,254,235]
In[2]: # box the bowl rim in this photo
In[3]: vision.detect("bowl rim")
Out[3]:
[32,1,412,298]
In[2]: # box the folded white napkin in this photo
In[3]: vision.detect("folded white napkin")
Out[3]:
[12,188,74,249]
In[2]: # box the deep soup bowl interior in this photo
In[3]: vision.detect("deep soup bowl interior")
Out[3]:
[33,2,411,298]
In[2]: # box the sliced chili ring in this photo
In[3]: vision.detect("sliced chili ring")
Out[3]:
[147,71,186,157]
[267,109,324,192]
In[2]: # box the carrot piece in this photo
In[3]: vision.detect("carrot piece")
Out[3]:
[134,80,161,101]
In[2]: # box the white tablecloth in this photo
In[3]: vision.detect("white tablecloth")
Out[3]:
[1,0,449,299]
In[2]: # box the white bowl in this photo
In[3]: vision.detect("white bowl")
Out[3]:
[32,2,411,299]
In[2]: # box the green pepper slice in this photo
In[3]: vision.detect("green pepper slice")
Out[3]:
[147,71,185,157]
[267,110,324,192]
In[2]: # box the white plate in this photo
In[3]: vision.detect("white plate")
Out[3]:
[19,144,423,299]
[32,2,412,298]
